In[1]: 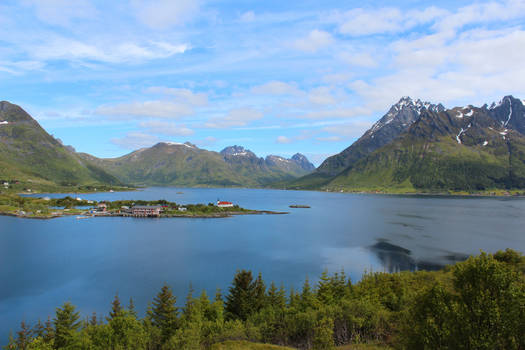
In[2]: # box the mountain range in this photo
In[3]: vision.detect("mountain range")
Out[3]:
[0,101,314,189]
[80,143,314,187]
[289,95,525,192]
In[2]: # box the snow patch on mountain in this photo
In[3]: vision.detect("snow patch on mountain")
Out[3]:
[162,142,195,148]
[456,124,471,144]
[504,97,513,127]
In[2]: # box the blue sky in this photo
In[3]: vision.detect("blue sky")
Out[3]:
[1,0,525,165]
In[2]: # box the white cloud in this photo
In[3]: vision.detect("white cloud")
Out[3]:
[308,87,336,105]
[0,60,44,75]
[112,132,159,149]
[435,0,525,33]
[293,29,334,53]
[96,101,194,119]
[130,0,200,30]
[338,52,377,68]
[22,0,97,27]
[240,11,255,22]
[251,81,302,95]
[337,6,446,36]
[145,87,208,106]
[321,72,354,85]
[276,136,292,144]
[31,38,188,64]
[205,108,263,128]
[140,120,194,136]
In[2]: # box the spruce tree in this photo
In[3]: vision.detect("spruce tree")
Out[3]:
[3,332,17,350]
[53,302,80,349]
[128,297,137,318]
[147,283,178,343]
[225,269,256,320]
[89,312,98,326]
[16,321,31,350]
[253,272,267,312]
[33,319,45,339]
[43,317,54,344]
[108,293,122,320]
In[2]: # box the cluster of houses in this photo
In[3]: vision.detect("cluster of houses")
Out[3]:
[89,200,235,217]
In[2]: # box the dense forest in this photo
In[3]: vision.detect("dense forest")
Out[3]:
[4,250,525,350]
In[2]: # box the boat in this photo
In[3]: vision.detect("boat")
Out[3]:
[289,205,310,208]
[76,216,90,219]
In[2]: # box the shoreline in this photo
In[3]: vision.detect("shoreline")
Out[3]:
[0,209,288,220]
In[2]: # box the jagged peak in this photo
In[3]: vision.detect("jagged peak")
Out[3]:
[220,145,255,157]
[489,95,523,110]
[292,153,308,161]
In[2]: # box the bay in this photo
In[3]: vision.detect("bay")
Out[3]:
[1,187,525,341]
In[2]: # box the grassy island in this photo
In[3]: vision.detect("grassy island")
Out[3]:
[0,194,284,219]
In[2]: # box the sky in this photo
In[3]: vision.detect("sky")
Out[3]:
[1,0,525,165]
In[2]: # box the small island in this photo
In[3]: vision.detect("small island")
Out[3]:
[0,194,287,219]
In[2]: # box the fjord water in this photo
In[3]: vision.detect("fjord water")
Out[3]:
[2,188,525,340]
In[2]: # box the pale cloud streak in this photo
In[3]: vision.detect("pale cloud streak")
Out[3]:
[96,101,194,119]
[251,81,302,96]
[293,29,334,52]
[130,0,201,30]
[205,108,263,128]
[140,120,194,136]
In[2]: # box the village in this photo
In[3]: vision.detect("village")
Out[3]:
[0,193,287,219]
[87,200,238,218]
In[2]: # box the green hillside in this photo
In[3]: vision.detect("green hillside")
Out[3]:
[81,143,314,187]
[0,101,122,190]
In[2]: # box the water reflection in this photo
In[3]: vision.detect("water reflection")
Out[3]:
[369,240,468,272]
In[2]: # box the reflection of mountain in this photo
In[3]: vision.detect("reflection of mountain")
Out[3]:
[369,240,466,272]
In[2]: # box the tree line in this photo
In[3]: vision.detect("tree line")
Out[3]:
[4,249,525,350]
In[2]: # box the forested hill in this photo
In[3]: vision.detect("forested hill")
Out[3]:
[0,101,122,190]
[79,143,315,188]
[6,249,525,349]
[289,96,525,193]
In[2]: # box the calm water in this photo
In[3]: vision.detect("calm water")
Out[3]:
[1,187,525,340]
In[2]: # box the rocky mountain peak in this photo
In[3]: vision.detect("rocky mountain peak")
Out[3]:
[487,95,525,135]
[220,145,255,157]
[291,153,316,171]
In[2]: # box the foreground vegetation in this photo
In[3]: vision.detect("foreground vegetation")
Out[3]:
[4,249,524,349]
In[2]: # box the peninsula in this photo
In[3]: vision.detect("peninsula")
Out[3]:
[0,194,286,219]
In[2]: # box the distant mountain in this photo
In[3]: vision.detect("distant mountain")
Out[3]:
[81,143,314,187]
[289,96,525,192]
[0,101,121,187]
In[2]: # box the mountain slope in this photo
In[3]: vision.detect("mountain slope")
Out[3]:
[330,96,525,191]
[0,101,122,187]
[288,97,445,189]
[291,96,525,192]
[82,143,315,187]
